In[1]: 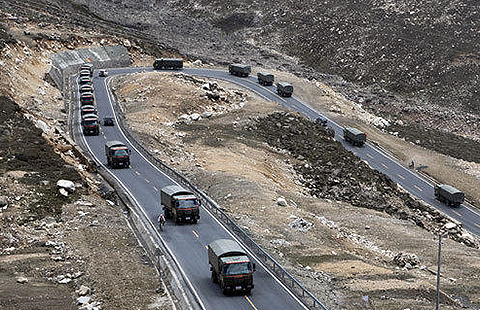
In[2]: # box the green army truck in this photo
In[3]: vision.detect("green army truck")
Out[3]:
[105,140,131,168]
[208,239,255,295]
[343,127,366,146]
[229,64,251,77]
[81,114,99,136]
[153,58,183,70]
[434,184,464,207]
[276,82,293,97]
[257,72,274,86]
[161,185,200,224]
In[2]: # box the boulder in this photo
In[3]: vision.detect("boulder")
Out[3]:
[77,296,91,305]
[443,222,457,230]
[16,276,28,283]
[276,197,288,207]
[191,113,201,121]
[193,59,202,66]
[178,114,191,122]
[36,120,49,133]
[202,112,213,118]
[57,179,75,193]
[393,252,419,268]
[0,196,7,207]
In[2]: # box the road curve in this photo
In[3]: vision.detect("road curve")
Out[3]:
[74,69,314,310]
[75,65,480,309]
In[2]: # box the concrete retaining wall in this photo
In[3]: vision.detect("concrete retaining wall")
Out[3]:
[49,45,130,92]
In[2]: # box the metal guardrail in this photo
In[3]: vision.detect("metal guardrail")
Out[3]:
[110,88,329,310]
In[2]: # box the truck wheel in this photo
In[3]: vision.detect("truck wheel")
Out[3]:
[211,271,218,283]
[192,219,198,224]
[174,214,179,224]
[245,288,251,295]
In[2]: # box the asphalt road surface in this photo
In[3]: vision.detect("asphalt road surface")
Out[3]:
[74,66,480,309]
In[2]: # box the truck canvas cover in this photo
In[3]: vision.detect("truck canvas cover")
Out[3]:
[82,114,98,121]
[161,185,193,197]
[209,239,246,258]
[221,255,250,264]
[105,140,126,149]
[345,127,364,136]
[438,184,462,195]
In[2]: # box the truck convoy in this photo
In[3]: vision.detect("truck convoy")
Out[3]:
[208,239,255,295]
[161,185,200,224]
[105,140,131,168]
[229,64,251,77]
[343,127,366,146]
[434,184,464,207]
[276,82,293,97]
[257,72,274,86]
[153,58,184,70]
[81,114,99,136]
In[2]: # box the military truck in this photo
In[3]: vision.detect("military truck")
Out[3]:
[229,64,251,77]
[257,72,274,86]
[343,127,366,146]
[81,105,97,116]
[79,85,94,94]
[153,58,183,70]
[79,76,92,86]
[81,114,99,136]
[161,185,200,224]
[105,141,131,168]
[208,239,255,295]
[80,63,94,76]
[434,184,464,207]
[276,82,293,97]
[80,92,95,105]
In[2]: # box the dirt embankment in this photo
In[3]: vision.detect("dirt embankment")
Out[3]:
[0,10,174,310]
[113,72,480,310]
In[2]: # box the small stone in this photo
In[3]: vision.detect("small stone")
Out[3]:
[17,276,28,283]
[77,285,90,296]
[58,188,69,197]
[276,197,288,207]
[365,225,370,230]
[0,196,7,207]
[193,59,202,66]
[57,179,75,193]
[58,277,71,284]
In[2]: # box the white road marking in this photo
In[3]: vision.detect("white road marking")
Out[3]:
[451,210,462,217]
[413,185,423,192]
[366,153,374,159]
[397,174,405,180]
[381,163,388,169]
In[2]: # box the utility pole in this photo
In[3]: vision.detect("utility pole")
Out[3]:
[435,234,442,310]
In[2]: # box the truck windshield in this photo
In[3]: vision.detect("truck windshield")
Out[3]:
[177,199,198,209]
[223,262,251,276]
[84,120,97,126]
[113,149,128,156]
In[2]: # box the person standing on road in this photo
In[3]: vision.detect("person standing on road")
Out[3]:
[158,213,165,230]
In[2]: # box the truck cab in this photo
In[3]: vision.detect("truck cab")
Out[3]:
[161,185,200,224]
[105,140,131,168]
[81,114,99,136]
[208,239,255,295]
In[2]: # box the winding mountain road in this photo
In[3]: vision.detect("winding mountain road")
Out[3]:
[74,66,480,310]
